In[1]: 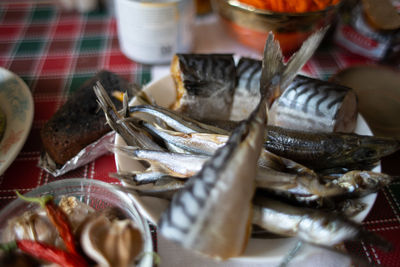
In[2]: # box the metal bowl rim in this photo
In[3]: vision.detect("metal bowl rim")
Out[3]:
[220,0,341,17]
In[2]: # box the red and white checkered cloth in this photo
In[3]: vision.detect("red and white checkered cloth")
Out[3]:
[0,3,399,266]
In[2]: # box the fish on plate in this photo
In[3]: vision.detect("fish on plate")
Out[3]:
[120,111,400,173]
[157,29,326,260]
[252,195,390,249]
[269,75,358,133]
[232,57,358,132]
[96,28,393,260]
[113,146,396,210]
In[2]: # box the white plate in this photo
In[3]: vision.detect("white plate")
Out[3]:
[114,75,378,263]
[0,68,34,175]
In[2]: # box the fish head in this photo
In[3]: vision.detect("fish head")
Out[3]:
[356,137,400,160]
[338,170,394,192]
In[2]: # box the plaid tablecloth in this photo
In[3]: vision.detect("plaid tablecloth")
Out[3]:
[0,2,399,266]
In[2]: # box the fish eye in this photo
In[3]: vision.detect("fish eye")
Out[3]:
[367,177,378,185]
[355,148,376,160]
[364,149,377,159]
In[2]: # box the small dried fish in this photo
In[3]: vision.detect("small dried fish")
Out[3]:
[139,121,227,156]
[323,170,396,196]
[264,125,400,171]
[93,84,163,151]
[120,175,186,200]
[252,195,390,250]
[110,171,182,185]
[111,146,208,178]
[113,147,396,208]
[128,104,228,134]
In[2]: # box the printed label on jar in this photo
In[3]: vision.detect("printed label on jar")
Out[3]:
[334,5,393,60]
[115,0,195,64]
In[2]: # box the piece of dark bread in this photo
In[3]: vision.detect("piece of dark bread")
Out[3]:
[40,70,127,165]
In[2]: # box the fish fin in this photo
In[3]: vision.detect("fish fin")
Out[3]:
[260,32,285,104]
[281,26,329,90]
[261,27,328,106]
[94,82,164,150]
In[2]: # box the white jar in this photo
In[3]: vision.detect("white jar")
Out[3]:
[115,0,195,64]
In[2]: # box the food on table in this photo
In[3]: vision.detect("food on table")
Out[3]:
[113,147,209,178]
[269,75,358,133]
[170,54,236,121]
[95,31,396,261]
[137,121,227,156]
[170,35,359,130]
[128,104,228,135]
[237,0,341,13]
[40,70,128,165]
[114,109,400,173]
[158,35,275,261]
[114,143,396,209]
[263,125,400,172]
[94,82,164,152]
[252,195,389,249]
[0,108,5,142]
[218,56,360,130]
[81,214,143,267]
[1,194,144,267]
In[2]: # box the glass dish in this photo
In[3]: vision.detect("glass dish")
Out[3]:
[0,178,154,267]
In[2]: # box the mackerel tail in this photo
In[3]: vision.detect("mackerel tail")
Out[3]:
[263,27,329,107]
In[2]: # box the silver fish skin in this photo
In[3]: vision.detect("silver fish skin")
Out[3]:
[115,147,396,207]
[140,122,228,156]
[128,105,228,135]
[114,169,368,218]
[111,146,208,178]
[120,176,186,200]
[269,75,358,133]
[110,171,179,185]
[252,196,390,249]
[93,82,164,151]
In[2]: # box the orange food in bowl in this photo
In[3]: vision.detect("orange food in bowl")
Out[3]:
[212,0,341,55]
[237,0,340,13]
[222,17,313,55]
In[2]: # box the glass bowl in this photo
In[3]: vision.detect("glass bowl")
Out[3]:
[0,178,153,267]
[211,0,341,55]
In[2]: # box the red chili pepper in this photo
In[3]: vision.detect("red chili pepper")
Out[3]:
[17,240,88,267]
[16,191,77,254]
